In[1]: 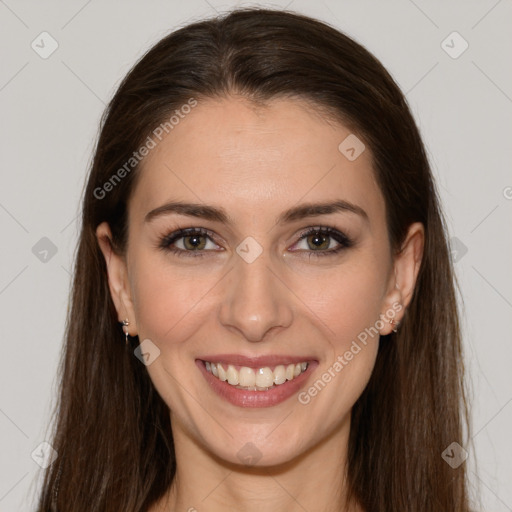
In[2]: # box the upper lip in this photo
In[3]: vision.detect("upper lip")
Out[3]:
[198,354,317,368]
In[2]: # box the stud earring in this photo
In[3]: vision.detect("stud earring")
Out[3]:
[121,319,130,344]
[389,318,399,333]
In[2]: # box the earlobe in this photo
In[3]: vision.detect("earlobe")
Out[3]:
[95,222,138,336]
[379,287,403,335]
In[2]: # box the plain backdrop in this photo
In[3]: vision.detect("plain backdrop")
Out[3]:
[0,0,511,510]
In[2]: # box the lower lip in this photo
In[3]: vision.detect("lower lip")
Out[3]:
[195,359,318,408]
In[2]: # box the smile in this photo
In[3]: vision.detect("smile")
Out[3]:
[205,361,309,391]
[196,357,318,408]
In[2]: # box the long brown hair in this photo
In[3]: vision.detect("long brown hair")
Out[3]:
[36,8,471,511]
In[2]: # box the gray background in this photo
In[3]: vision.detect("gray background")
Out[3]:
[1,0,511,510]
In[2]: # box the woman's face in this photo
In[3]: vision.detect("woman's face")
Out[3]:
[98,96,422,467]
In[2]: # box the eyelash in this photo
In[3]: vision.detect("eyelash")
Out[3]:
[158,226,354,259]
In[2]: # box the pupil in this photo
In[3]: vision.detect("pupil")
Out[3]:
[186,235,204,250]
[309,233,328,249]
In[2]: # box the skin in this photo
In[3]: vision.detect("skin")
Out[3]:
[97,96,424,512]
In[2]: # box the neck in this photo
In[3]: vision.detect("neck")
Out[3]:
[151,414,363,512]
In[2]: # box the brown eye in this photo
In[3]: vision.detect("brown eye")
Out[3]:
[183,234,207,250]
[159,227,221,257]
[291,226,354,258]
[306,232,331,250]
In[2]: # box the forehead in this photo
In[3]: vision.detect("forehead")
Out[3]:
[129,96,384,227]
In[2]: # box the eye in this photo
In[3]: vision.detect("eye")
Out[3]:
[158,226,353,259]
[290,226,353,257]
[159,228,222,257]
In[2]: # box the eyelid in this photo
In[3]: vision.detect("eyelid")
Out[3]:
[158,227,219,255]
[296,225,347,240]
[290,226,353,253]
[158,225,353,257]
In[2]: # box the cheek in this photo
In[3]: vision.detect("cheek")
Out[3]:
[129,250,223,353]
[292,259,387,346]
[129,255,219,411]
[132,245,388,348]
[293,274,382,427]
[289,257,385,405]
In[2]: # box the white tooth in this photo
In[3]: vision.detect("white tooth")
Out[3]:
[208,361,309,389]
[239,366,256,387]
[226,365,239,385]
[217,363,227,381]
[255,367,274,388]
[273,365,286,385]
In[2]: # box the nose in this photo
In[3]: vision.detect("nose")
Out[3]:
[218,250,293,342]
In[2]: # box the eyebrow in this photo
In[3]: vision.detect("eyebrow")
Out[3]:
[144,199,368,225]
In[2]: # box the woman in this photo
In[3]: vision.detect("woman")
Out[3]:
[36,8,471,511]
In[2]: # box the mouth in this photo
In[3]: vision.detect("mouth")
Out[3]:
[195,355,318,408]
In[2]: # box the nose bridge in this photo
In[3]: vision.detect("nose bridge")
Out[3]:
[218,248,293,342]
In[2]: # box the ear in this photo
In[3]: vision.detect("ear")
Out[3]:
[379,222,424,335]
[96,222,138,336]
